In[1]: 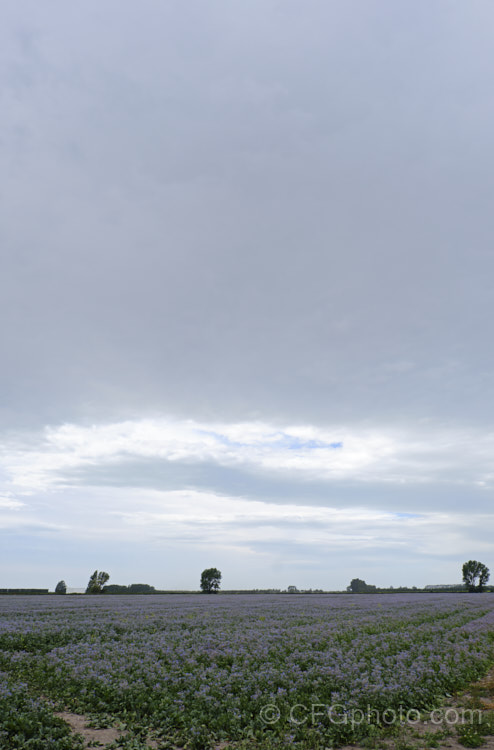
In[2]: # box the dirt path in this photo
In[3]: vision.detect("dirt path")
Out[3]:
[54,711,132,747]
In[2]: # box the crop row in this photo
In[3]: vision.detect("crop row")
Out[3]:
[1,593,493,748]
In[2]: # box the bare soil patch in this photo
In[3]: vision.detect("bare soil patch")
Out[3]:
[55,711,129,747]
[55,711,228,749]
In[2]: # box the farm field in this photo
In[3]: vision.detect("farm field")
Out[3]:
[1,594,494,749]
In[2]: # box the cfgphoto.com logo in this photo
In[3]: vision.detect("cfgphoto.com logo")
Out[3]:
[259,703,483,728]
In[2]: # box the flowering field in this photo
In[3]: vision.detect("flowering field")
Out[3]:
[1,593,494,749]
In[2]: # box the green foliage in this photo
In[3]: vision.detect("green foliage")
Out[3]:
[462,561,490,592]
[127,584,155,594]
[103,583,156,594]
[200,567,221,594]
[0,589,49,595]
[456,706,494,747]
[348,578,377,593]
[85,570,110,594]
[55,580,67,595]
[103,584,128,594]
[457,724,486,747]
[2,596,494,748]
[0,685,84,749]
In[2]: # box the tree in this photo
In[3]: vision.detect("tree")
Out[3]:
[102,584,128,594]
[347,578,377,593]
[200,567,221,594]
[127,583,156,594]
[85,570,110,594]
[462,560,490,592]
[55,580,67,595]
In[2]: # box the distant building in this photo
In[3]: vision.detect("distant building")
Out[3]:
[66,588,85,594]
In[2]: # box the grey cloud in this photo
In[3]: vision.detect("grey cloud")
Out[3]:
[2,1,494,429]
[55,457,493,514]
[2,1,494,587]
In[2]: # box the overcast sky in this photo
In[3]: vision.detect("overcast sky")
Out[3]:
[1,1,494,591]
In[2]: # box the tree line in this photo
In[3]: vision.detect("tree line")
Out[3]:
[346,561,491,594]
[54,568,223,595]
[53,561,491,596]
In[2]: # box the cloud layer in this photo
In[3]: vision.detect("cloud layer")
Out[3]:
[1,1,494,588]
[1,417,493,588]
